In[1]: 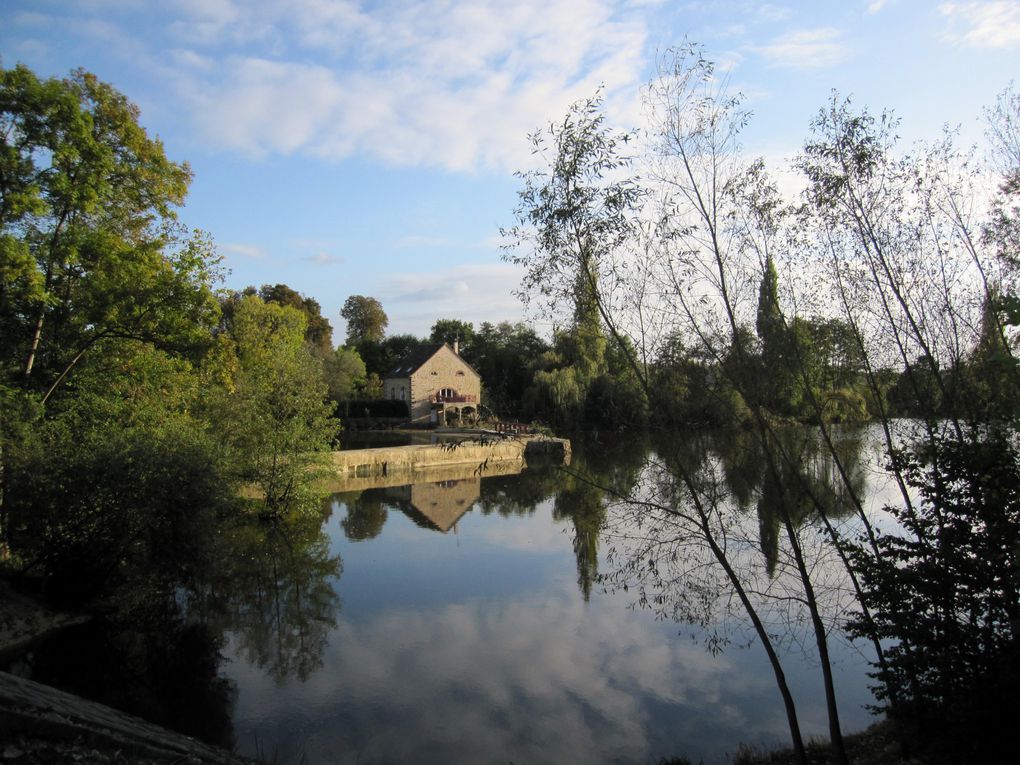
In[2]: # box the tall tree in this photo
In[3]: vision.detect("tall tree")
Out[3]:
[504,89,641,372]
[258,284,334,359]
[341,295,388,345]
[0,64,215,402]
[429,319,474,352]
[206,296,336,513]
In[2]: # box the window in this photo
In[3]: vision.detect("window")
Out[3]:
[400,386,406,400]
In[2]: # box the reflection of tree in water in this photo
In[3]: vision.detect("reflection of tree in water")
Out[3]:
[553,478,605,601]
[10,452,240,749]
[214,504,342,683]
[23,606,237,749]
[339,490,389,540]
[657,427,869,576]
[476,463,562,517]
[751,427,868,576]
[553,433,649,602]
[606,426,871,648]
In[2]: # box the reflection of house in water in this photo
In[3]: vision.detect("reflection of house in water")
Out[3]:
[385,477,481,533]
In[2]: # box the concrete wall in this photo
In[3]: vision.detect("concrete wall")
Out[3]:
[328,439,525,482]
[321,452,524,493]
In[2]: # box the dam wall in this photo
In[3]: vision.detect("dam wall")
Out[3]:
[327,436,570,486]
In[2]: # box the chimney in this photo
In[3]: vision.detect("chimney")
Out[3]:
[453,338,459,355]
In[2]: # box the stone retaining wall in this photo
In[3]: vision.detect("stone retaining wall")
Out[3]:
[329,439,527,481]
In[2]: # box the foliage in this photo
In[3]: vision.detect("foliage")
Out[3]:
[467,321,549,415]
[504,88,644,428]
[323,346,367,401]
[341,294,388,345]
[220,283,335,360]
[848,431,1020,763]
[356,333,421,379]
[204,295,337,512]
[0,64,220,404]
[429,318,475,351]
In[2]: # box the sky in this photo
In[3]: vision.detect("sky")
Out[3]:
[2,0,1019,340]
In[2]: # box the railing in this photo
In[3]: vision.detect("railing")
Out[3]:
[433,393,477,403]
[495,421,531,435]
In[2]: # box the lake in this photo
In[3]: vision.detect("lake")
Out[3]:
[10,429,888,764]
[224,430,883,764]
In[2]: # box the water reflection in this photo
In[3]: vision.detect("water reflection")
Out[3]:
[5,495,344,745]
[223,430,877,764]
[14,430,878,764]
[20,600,237,748]
[338,491,388,540]
[207,509,343,683]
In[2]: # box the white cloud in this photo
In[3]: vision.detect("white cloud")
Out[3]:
[225,584,774,765]
[753,27,850,69]
[756,3,792,22]
[221,242,269,259]
[163,0,649,172]
[940,1,1020,48]
[867,0,888,13]
[302,252,346,265]
[378,263,527,335]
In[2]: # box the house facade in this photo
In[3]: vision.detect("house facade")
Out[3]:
[383,342,481,426]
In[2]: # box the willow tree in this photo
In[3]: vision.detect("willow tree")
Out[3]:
[502,89,644,424]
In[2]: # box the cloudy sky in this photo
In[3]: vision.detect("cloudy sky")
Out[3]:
[2,0,1019,338]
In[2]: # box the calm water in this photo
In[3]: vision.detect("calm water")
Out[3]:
[11,430,888,764]
[223,432,881,764]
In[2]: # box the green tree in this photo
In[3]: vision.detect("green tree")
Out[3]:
[429,318,474,352]
[504,89,643,425]
[341,295,388,345]
[323,346,367,401]
[470,321,549,416]
[207,296,337,513]
[848,432,1020,763]
[258,283,334,359]
[0,65,216,403]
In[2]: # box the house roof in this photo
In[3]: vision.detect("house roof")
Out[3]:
[383,343,480,379]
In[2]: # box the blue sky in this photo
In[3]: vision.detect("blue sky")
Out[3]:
[2,1,1019,339]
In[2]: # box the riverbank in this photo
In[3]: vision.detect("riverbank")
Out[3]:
[0,670,251,764]
[1,583,251,764]
[729,722,921,765]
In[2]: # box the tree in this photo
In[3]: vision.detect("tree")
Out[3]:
[341,295,388,345]
[848,432,1020,763]
[470,322,549,416]
[429,319,475,352]
[0,65,217,404]
[207,296,337,513]
[507,47,865,764]
[323,346,367,401]
[258,284,334,359]
[755,255,800,414]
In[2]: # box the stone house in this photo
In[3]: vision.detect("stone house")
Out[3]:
[383,342,481,426]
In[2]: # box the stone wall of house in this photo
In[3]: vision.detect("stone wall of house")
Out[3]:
[384,376,411,405]
[407,346,480,424]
